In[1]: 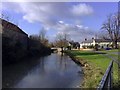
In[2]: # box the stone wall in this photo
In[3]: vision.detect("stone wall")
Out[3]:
[1,19,29,64]
[2,29,28,50]
[1,19,28,50]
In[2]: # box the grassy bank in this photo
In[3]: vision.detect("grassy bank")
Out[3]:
[65,50,119,88]
[98,49,120,87]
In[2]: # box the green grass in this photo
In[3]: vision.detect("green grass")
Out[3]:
[69,50,111,71]
[100,49,120,87]
[65,49,119,88]
[100,49,118,52]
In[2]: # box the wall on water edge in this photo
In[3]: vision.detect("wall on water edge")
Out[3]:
[1,19,52,65]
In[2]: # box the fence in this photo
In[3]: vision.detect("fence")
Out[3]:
[97,60,113,90]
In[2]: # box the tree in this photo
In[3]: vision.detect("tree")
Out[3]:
[1,13,10,21]
[39,28,46,41]
[39,27,49,46]
[101,13,120,49]
[54,33,70,48]
[1,13,19,26]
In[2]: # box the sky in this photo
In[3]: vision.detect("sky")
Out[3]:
[1,1,118,42]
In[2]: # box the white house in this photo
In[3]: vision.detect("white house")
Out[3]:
[80,38,120,49]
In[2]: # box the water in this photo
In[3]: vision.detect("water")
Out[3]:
[3,52,83,88]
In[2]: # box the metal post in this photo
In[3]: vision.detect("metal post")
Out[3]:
[97,60,113,89]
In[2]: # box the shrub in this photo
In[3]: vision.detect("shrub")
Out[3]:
[82,45,86,49]
[87,45,94,49]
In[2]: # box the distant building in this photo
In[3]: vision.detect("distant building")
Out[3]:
[1,18,28,50]
[68,41,80,49]
[80,38,120,49]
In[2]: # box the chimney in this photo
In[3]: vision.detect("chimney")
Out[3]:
[92,37,94,40]
[92,37,95,45]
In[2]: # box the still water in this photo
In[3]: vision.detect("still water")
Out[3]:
[3,52,83,88]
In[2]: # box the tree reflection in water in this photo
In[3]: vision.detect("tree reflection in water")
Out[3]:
[3,53,83,88]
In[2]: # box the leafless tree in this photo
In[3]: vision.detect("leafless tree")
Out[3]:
[54,33,70,48]
[39,28,46,41]
[1,13,19,26]
[39,27,49,46]
[102,12,120,86]
[1,13,11,21]
[97,30,110,40]
[101,13,120,49]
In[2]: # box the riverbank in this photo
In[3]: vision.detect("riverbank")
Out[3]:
[3,43,52,66]
[64,50,114,88]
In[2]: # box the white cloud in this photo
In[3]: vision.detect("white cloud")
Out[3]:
[53,21,94,42]
[2,2,94,24]
[71,3,93,16]
[2,2,95,41]
[59,21,64,24]
[76,25,83,28]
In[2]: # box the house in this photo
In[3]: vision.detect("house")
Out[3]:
[68,41,80,49]
[1,18,28,50]
[80,38,120,49]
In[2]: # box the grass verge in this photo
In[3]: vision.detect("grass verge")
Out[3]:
[64,50,118,88]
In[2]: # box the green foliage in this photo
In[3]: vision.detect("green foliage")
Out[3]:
[87,45,94,49]
[94,44,99,51]
[82,45,86,49]
[82,45,94,49]
[28,36,51,56]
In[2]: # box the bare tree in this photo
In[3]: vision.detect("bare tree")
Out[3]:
[39,27,49,46]
[101,12,120,87]
[54,33,70,48]
[1,13,19,26]
[1,13,11,21]
[39,28,46,41]
[97,30,110,40]
[55,33,64,47]
[101,13,120,49]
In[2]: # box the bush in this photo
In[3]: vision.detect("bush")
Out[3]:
[82,45,86,49]
[94,44,98,51]
[87,45,94,49]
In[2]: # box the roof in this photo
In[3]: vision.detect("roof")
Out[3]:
[81,39,120,43]
[1,18,28,35]
[81,40,93,43]
[95,39,113,43]
[69,41,80,45]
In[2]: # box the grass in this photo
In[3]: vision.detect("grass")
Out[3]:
[99,49,120,87]
[65,49,119,88]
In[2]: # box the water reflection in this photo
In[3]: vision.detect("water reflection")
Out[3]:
[3,56,43,88]
[3,53,83,88]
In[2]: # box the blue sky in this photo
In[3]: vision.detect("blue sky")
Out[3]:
[1,2,118,42]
